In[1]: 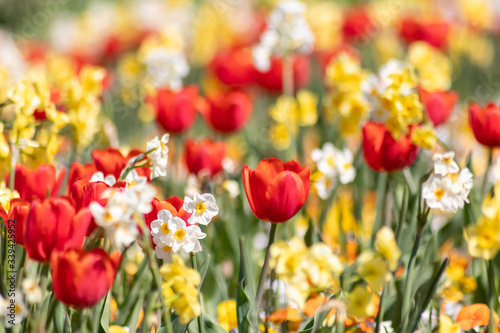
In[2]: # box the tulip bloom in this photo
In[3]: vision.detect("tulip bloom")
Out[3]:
[8,164,65,202]
[210,47,256,86]
[202,90,253,133]
[145,196,192,228]
[184,139,227,177]
[400,17,450,50]
[342,7,375,41]
[418,88,458,127]
[51,248,120,308]
[255,55,310,93]
[362,122,419,172]
[67,162,97,190]
[24,198,92,262]
[242,158,310,223]
[0,199,30,247]
[147,85,200,134]
[91,147,149,180]
[469,103,500,147]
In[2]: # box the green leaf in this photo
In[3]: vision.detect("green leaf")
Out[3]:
[187,314,227,333]
[171,314,190,333]
[125,294,145,332]
[237,238,254,333]
[199,254,211,288]
[99,292,111,333]
[53,301,66,333]
[311,299,335,333]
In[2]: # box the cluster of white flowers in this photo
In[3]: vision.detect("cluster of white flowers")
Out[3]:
[144,48,189,90]
[0,292,27,327]
[151,192,219,261]
[311,143,356,199]
[252,0,314,72]
[90,181,156,249]
[423,152,473,213]
[146,133,170,179]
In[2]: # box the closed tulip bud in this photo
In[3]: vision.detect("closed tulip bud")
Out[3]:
[202,89,253,133]
[255,55,310,93]
[8,164,65,203]
[184,139,227,177]
[469,102,500,147]
[24,198,92,262]
[0,199,30,247]
[419,88,458,127]
[242,158,310,223]
[51,248,120,308]
[362,122,419,172]
[147,85,200,134]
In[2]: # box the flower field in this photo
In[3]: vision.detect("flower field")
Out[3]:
[1,0,500,332]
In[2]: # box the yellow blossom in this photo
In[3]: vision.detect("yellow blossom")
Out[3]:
[217,300,237,331]
[346,285,378,320]
[438,314,461,333]
[375,226,401,271]
[465,216,500,260]
[408,42,452,92]
[270,123,292,151]
[0,122,9,158]
[325,54,368,91]
[356,251,391,292]
[297,90,318,126]
[0,182,19,211]
[306,2,342,51]
[410,125,437,150]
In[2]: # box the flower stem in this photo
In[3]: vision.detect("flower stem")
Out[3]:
[488,259,496,333]
[190,253,205,333]
[482,148,493,197]
[255,223,278,314]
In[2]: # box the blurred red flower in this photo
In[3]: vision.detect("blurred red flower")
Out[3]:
[254,55,310,93]
[418,88,458,127]
[469,102,500,147]
[184,139,227,177]
[400,17,450,50]
[202,89,253,133]
[210,47,256,86]
[362,122,418,172]
[0,198,30,247]
[8,164,66,202]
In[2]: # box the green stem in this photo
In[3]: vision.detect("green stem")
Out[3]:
[190,253,205,333]
[370,173,390,246]
[488,259,496,333]
[255,223,278,313]
[374,287,386,333]
[401,230,422,328]
[482,148,493,197]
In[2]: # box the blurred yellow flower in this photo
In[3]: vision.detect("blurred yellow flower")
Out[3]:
[465,216,500,260]
[408,41,452,92]
[217,300,237,331]
[297,90,318,126]
[375,226,401,271]
[356,251,391,292]
[439,314,461,333]
[411,124,437,150]
[346,285,378,320]
[0,182,19,211]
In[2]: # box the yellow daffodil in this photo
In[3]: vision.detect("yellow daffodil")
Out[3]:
[375,226,401,271]
[356,251,391,292]
[217,300,237,331]
[346,285,378,320]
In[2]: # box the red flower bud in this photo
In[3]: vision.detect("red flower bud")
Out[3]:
[419,88,458,127]
[24,198,91,262]
[469,102,500,147]
[362,122,419,172]
[242,158,310,223]
[184,139,227,177]
[0,198,30,247]
[202,89,253,133]
[51,248,120,308]
[147,85,201,133]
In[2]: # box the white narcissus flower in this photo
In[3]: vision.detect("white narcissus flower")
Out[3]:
[160,216,205,254]
[336,148,356,184]
[90,171,116,186]
[119,168,148,188]
[183,193,219,225]
[0,291,28,327]
[313,174,335,200]
[21,279,42,304]
[126,181,156,215]
[144,48,189,90]
[146,133,170,179]
[432,151,460,176]
[311,143,339,177]
[221,180,240,198]
[150,209,174,245]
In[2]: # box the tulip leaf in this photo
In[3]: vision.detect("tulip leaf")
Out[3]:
[125,293,145,332]
[237,278,252,333]
[311,298,336,333]
[199,254,211,288]
[171,314,190,333]
[187,313,226,333]
[99,292,111,333]
[53,301,66,333]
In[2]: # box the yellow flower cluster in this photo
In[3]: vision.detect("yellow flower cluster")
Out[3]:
[323,54,370,136]
[356,227,401,292]
[346,285,378,320]
[465,185,500,260]
[160,254,201,324]
[217,300,237,331]
[440,252,477,302]
[408,41,452,92]
[270,237,343,308]
[410,124,437,150]
[269,90,318,150]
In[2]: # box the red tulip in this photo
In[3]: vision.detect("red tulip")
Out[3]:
[469,103,500,147]
[202,89,253,133]
[342,7,375,41]
[147,85,200,133]
[91,148,149,180]
[254,55,310,93]
[242,158,310,223]
[51,248,120,308]
[184,139,227,177]
[210,47,256,86]
[7,164,66,202]
[24,198,92,262]
[419,88,458,127]
[0,199,30,247]
[362,122,419,172]
[400,17,450,50]
[67,162,97,191]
